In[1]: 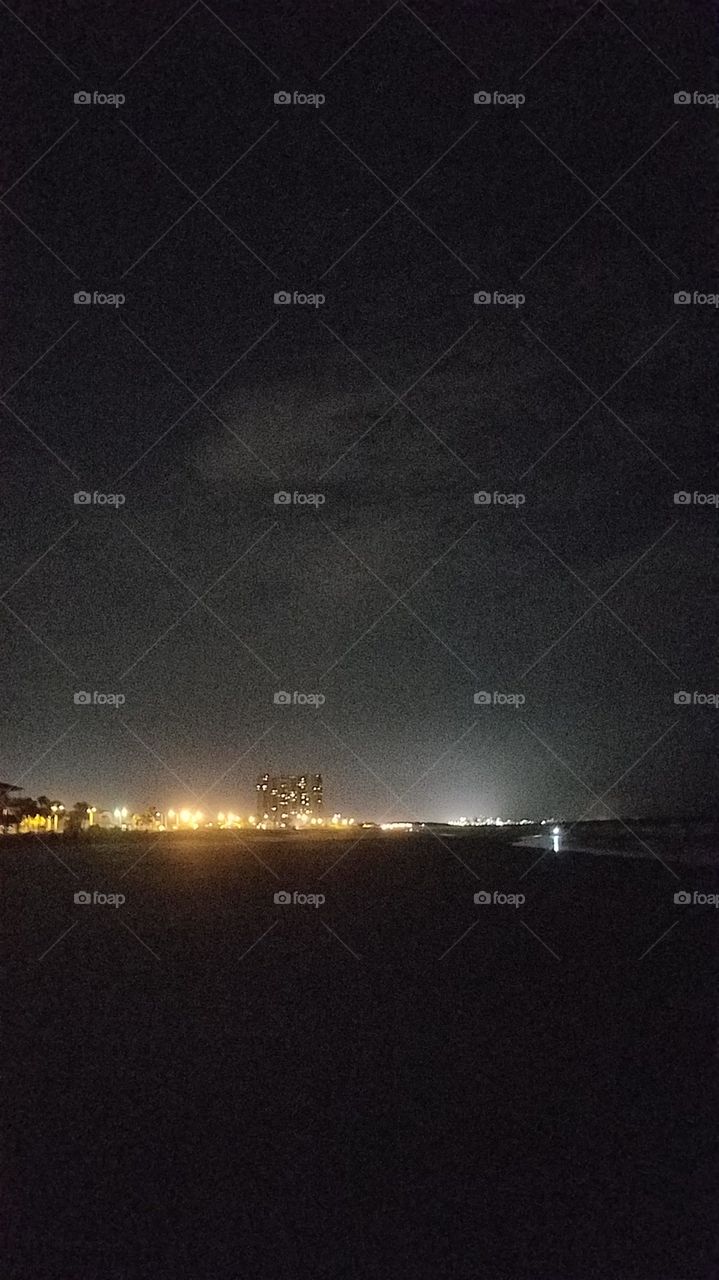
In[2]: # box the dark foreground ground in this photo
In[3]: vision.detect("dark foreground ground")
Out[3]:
[3,829,718,1279]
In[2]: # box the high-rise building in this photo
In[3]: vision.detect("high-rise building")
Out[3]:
[255,773,323,827]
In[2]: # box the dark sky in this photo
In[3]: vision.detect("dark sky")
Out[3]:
[1,0,716,820]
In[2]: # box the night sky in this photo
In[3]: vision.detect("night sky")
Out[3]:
[2,0,716,821]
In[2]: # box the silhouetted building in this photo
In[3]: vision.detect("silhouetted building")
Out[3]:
[256,773,323,826]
